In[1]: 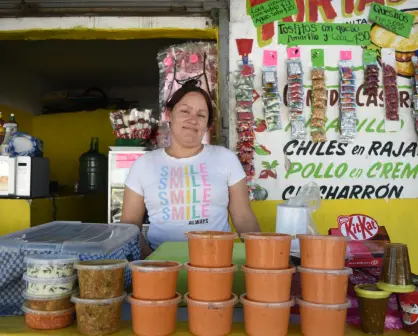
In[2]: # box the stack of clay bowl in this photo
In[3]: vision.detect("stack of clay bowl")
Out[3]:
[127,260,182,336]
[72,260,128,336]
[184,231,239,336]
[296,235,352,336]
[240,233,295,336]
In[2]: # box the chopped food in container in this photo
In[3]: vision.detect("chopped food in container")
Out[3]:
[23,273,76,296]
[23,290,75,311]
[71,292,126,336]
[25,254,78,279]
[21,302,75,330]
[74,259,127,299]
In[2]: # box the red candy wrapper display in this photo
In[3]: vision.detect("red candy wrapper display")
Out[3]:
[109,108,157,140]
[382,48,400,122]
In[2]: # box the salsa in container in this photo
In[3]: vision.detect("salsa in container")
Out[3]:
[21,303,75,330]
[74,260,127,299]
[23,291,74,311]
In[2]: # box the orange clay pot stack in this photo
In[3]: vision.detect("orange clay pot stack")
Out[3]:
[240,233,295,336]
[184,231,239,336]
[296,234,352,336]
[127,260,183,336]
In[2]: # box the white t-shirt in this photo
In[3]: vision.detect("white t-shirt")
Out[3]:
[124,145,246,249]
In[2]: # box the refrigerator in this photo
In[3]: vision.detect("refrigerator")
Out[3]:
[107,148,150,237]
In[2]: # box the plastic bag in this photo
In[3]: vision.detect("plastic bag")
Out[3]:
[275,182,320,254]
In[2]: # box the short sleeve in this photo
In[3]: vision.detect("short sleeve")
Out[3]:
[223,148,246,187]
[124,156,146,196]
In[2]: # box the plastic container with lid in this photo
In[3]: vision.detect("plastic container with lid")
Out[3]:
[184,231,238,268]
[241,232,292,270]
[22,303,75,330]
[298,298,351,336]
[23,273,76,296]
[71,292,126,336]
[354,284,391,335]
[128,260,182,300]
[240,294,294,336]
[74,259,128,299]
[185,293,238,336]
[25,254,78,279]
[23,290,75,311]
[242,266,295,302]
[127,293,181,336]
[297,234,349,270]
[298,267,353,304]
[185,262,237,301]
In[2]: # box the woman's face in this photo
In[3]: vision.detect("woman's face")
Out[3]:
[167,92,209,148]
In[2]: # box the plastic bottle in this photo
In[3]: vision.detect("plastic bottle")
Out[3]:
[78,137,107,193]
[0,115,18,156]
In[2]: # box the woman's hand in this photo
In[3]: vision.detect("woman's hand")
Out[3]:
[121,187,153,259]
[228,179,261,235]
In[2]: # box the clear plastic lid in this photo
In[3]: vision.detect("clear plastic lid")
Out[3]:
[74,259,128,270]
[24,254,79,265]
[184,262,237,273]
[21,303,75,316]
[376,281,416,294]
[71,292,127,305]
[240,294,295,308]
[23,273,77,284]
[184,231,238,240]
[297,298,351,310]
[241,265,296,274]
[128,260,182,273]
[297,267,353,275]
[297,234,349,241]
[184,293,238,308]
[241,232,292,240]
[23,290,75,301]
[127,293,182,306]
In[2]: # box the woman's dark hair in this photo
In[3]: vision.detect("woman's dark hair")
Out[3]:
[166,79,214,127]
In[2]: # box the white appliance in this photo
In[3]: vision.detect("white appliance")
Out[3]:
[107,148,149,236]
[0,156,50,198]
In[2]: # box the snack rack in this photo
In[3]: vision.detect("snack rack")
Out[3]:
[107,147,150,237]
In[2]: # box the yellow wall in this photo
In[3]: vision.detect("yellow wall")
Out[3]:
[31,109,114,186]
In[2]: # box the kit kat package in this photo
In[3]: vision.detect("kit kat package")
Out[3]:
[328,214,390,268]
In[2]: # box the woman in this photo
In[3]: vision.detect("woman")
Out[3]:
[121,79,261,258]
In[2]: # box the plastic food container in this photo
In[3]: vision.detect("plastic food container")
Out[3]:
[185,262,237,301]
[299,267,353,304]
[71,292,126,336]
[240,294,294,336]
[185,293,237,336]
[128,260,182,300]
[355,284,391,335]
[74,259,128,299]
[25,255,78,279]
[23,273,76,296]
[184,231,238,268]
[241,233,292,270]
[127,293,181,336]
[298,298,351,336]
[297,235,348,270]
[23,291,74,311]
[22,303,75,330]
[242,266,295,302]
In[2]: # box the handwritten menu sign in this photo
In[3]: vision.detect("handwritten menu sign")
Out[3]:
[250,0,298,28]
[277,22,371,46]
[369,3,413,38]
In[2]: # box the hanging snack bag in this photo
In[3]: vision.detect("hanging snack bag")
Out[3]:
[363,50,379,96]
[310,49,327,142]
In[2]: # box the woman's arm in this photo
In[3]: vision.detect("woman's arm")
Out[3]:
[120,187,153,259]
[228,179,261,235]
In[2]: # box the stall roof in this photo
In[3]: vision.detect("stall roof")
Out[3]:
[0,0,229,17]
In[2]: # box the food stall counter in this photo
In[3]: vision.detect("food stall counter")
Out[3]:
[0,317,410,335]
